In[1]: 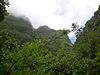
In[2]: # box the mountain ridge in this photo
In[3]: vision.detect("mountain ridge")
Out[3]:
[0,14,72,45]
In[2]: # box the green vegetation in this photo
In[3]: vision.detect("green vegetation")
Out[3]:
[0,3,100,75]
[34,25,55,38]
[0,15,34,44]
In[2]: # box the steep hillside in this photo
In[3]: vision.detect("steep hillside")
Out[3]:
[34,26,72,51]
[0,15,34,44]
[48,30,72,51]
[74,5,100,59]
[0,15,72,47]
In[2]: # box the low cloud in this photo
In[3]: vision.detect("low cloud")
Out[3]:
[8,0,100,30]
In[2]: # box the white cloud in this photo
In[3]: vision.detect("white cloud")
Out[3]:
[8,0,100,30]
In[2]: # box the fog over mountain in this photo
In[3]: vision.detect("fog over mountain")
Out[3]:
[7,0,100,43]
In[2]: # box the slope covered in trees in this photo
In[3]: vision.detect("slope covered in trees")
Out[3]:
[73,5,100,74]
[74,6,100,59]
[0,15,34,44]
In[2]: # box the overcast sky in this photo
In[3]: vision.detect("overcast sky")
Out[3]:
[8,0,100,43]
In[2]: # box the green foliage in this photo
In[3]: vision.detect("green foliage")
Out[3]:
[0,30,18,50]
[0,30,19,75]
[48,30,72,51]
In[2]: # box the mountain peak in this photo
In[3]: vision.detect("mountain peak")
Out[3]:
[38,25,52,30]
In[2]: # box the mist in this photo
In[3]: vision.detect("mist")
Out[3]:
[8,0,100,30]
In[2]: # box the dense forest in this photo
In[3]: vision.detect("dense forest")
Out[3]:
[0,0,100,75]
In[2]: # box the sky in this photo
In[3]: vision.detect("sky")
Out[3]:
[8,0,100,43]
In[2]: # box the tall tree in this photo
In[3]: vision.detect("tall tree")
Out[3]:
[0,0,9,21]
